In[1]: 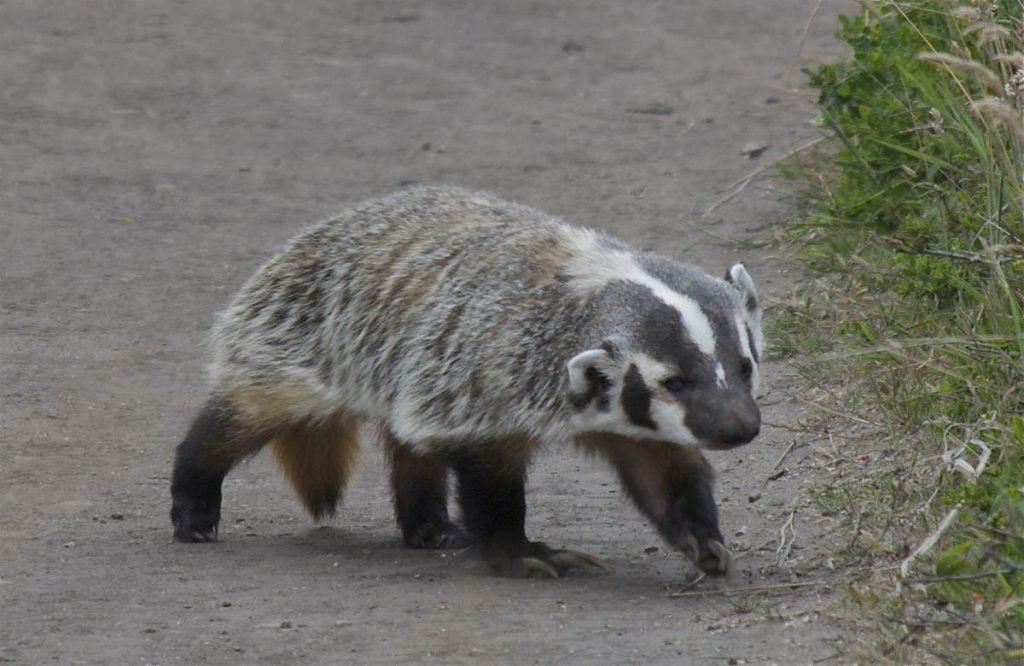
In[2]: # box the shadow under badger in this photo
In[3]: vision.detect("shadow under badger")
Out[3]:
[170,186,764,578]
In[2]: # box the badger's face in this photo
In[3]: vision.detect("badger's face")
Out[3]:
[566,263,763,450]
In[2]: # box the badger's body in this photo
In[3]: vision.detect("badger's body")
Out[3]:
[171,187,764,578]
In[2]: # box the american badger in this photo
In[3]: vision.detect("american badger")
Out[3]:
[171,186,763,578]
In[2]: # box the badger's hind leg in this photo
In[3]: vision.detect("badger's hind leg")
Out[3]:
[171,397,275,542]
[272,413,361,521]
[449,439,608,578]
[383,430,471,549]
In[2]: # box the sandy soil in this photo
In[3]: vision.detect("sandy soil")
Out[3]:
[1,1,855,664]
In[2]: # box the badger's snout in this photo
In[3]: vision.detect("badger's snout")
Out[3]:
[715,401,760,448]
[685,390,761,450]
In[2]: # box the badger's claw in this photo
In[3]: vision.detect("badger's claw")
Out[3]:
[484,542,610,578]
[520,557,560,578]
[188,528,218,543]
[676,531,731,577]
[704,540,731,576]
[548,549,610,574]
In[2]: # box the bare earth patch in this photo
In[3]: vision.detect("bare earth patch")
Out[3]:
[0,1,856,663]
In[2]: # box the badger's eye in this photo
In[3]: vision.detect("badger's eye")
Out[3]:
[662,376,693,394]
[740,358,754,383]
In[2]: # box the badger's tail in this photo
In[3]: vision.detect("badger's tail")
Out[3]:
[271,413,362,520]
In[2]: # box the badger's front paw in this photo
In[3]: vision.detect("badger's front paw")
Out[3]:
[663,498,731,577]
[674,527,731,577]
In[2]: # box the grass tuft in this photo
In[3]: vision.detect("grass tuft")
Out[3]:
[778,0,1024,660]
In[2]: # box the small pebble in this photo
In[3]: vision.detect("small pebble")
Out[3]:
[741,141,769,158]
[627,103,675,116]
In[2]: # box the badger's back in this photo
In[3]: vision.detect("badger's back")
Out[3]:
[210,187,603,441]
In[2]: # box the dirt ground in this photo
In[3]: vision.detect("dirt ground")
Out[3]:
[1,1,856,664]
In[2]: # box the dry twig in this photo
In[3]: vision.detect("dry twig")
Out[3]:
[798,0,825,59]
[792,394,882,427]
[900,503,962,579]
[777,508,797,565]
[769,439,799,476]
[668,579,829,598]
[700,137,825,220]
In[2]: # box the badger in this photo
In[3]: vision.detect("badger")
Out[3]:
[170,186,764,578]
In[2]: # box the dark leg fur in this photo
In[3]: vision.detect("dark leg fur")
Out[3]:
[578,435,730,576]
[383,432,471,549]
[449,443,606,578]
[659,461,728,575]
[170,398,271,542]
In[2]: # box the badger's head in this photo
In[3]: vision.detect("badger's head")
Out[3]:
[566,262,763,450]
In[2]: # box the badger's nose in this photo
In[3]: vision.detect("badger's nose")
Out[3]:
[707,396,760,448]
[684,391,762,449]
[718,405,760,447]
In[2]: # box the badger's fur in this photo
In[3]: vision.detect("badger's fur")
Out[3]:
[170,186,764,578]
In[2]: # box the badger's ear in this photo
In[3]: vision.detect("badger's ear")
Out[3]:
[724,263,759,314]
[567,348,621,409]
[725,263,765,364]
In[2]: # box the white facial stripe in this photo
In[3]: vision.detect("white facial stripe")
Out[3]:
[649,401,697,444]
[563,229,718,358]
[631,352,671,384]
[715,362,726,388]
[734,313,754,360]
[664,290,717,358]
[733,314,762,394]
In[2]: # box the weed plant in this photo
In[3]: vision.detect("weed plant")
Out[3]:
[783,0,1024,659]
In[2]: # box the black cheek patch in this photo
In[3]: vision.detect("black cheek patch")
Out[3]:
[621,365,657,430]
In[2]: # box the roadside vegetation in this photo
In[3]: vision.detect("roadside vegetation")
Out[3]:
[777,0,1024,661]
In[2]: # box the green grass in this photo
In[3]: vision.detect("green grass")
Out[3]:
[778,0,1024,660]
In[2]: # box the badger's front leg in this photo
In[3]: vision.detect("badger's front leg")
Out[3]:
[448,441,607,578]
[579,434,730,577]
